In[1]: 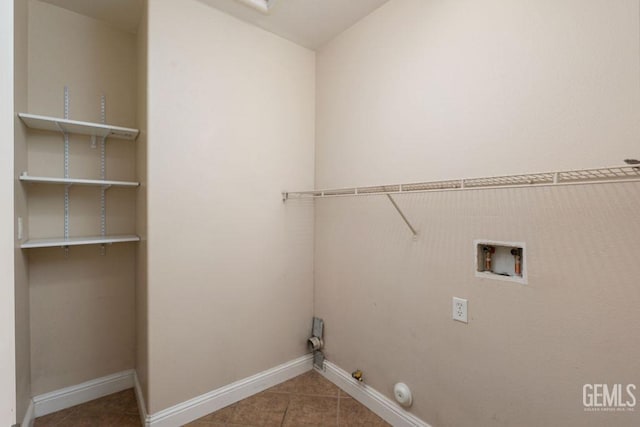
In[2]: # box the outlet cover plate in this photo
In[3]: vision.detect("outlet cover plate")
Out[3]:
[453,297,468,323]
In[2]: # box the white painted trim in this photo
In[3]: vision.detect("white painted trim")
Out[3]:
[20,400,34,427]
[0,1,16,424]
[319,361,431,427]
[33,370,135,418]
[147,354,313,427]
[133,371,149,427]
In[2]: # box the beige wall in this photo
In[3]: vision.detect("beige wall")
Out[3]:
[1,0,17,423]
[136,0,149,412]
[14,0,31,421]
[146,0,315,413]
[29,246,136,395]
[26,0,137,395]
[315,185,640,427]
[10,1,639,425]
[315,0,640,427]
[315,1,640,426]
[316,0,640,188]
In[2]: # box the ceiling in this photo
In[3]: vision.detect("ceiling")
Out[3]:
[38,0,143,34]
[197,0,389,49]
[36,0,389,49]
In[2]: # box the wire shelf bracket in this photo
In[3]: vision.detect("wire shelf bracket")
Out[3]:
[386,194,418,239]
[63,86,70,241]
[100,95,107,256]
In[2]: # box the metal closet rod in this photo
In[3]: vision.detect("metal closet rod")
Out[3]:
[282,165,640,201]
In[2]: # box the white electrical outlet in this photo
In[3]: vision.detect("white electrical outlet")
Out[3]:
[452,297,468,323]
[17,217,23,241]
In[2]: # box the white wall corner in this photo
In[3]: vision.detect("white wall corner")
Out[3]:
[20,400,34,427]
[0,0,16,425]
[133,371,150,427]
[318,361,431,427]
[147,354,313,427]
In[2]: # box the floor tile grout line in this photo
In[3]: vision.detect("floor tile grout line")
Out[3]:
[280,395,291,427]
[336,389,341,426]
[265,390,342,398]
[271,392,344,400]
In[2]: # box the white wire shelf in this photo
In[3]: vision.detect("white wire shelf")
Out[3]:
[21,235,140,249]
[283,165,640,200]
[18,113,139,140]
[20,174,139,188]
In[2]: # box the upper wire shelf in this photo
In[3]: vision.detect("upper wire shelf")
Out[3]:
[18,113,139,140]
[21,235,140,249]
[20,174,139,188]
[283,165,640,200]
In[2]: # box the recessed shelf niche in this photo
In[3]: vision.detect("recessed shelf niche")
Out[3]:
[474,240,527,284]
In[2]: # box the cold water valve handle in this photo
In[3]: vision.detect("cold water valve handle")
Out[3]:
[511,248,522,276]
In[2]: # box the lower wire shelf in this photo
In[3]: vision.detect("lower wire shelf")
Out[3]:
[21,235,140,249]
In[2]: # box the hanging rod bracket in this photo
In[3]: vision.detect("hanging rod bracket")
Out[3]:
[386,194,418,239]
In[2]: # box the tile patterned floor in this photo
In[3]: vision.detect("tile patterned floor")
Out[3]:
[33,370,390,427]
[186,370,390,426]
[33,388,141,426]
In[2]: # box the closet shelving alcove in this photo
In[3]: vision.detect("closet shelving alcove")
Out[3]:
[18,97,141,250]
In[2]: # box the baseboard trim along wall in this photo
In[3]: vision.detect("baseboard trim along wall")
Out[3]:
[25,356,424,427]
[142,354,313,427]
[319,361,431,427]
[133,372,148,427]
[32,369,135,418]
[20,399,35,427]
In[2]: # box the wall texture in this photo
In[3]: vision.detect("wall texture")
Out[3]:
[136,0,149,412]
[14,0,31,421]
[315,185,640,427]
[26,0,137,395]
[146,0,315,414]
[316,0,640,188]
[315,1,640,426]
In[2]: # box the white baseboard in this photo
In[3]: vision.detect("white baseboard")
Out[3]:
[133,371,148,427]
[26,356,424,427]
[318,361,431,427]
[32,369,135,418]
[146,354,313,427]
[20,399,35,427]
